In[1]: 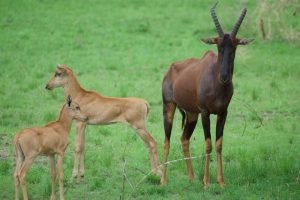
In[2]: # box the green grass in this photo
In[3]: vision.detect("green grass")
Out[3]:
[1,0,300,199]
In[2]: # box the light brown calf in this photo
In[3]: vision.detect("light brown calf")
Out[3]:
[14,96,87,200]
[45,65,161,182]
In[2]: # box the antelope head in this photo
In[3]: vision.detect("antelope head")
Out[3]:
[201,2,254,84]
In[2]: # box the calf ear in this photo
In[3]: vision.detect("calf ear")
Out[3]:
[57,64,65,70]
[238,38,254,45]
[56,64,67,75]
[67,95,72,107]
[57,64,67,71]
[201,38,217,44]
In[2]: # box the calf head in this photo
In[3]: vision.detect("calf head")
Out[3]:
[46,64,73,90]
[66,95,87,122]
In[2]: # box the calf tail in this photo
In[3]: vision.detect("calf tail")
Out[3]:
[14,139,25,170]
[145,101,150,116]
[17,143,25,162]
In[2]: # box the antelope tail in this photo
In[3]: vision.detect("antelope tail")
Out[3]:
[179,108,186,130]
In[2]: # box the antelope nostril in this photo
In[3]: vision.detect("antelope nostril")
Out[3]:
[219,74,230,84]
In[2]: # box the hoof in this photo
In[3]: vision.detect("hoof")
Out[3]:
[218,182,225,189]
[188,175,195,183]
[153,169,162,177]
[203,179,210,190]
[147,174,161,184]
[217,177,224,188]
[70,176,75,184]
[77,175,84,183]
[160,178,167,186]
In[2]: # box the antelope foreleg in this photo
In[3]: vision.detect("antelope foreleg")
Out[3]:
[201,112,211,189]
[216,112,227,188]
[216,137,224,187]
[203,138,212,189]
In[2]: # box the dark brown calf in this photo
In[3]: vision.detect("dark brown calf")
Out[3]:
[160,2,253,188]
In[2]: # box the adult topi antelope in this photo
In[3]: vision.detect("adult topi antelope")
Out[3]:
[45,65,161,182]
[14,96,87,200]
[160,2,253,188]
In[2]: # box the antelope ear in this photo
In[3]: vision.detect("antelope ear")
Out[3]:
[238,38,254,45]
[67,95,72,107]
[201,38,218,44]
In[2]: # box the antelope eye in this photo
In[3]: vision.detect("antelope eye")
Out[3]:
[75,106,80,110]
[55,72,61,77]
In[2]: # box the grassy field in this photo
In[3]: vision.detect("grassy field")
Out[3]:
[1,0,300,199]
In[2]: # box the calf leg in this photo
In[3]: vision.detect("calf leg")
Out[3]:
[19,157,35,200]
[160,102,176,185]
[14,168,20,200]
[181,113,198,182]
[216,112,227,188]
[79,129,86,179]
[71,121,86,183]
[133,126,161,175]
[50,155,56,200]
[201,111,212,189]
[14,148,23,200]
[57,154,65,200]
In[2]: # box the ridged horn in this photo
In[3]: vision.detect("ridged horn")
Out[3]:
[210,2,224,37]
[230,8,247,38]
